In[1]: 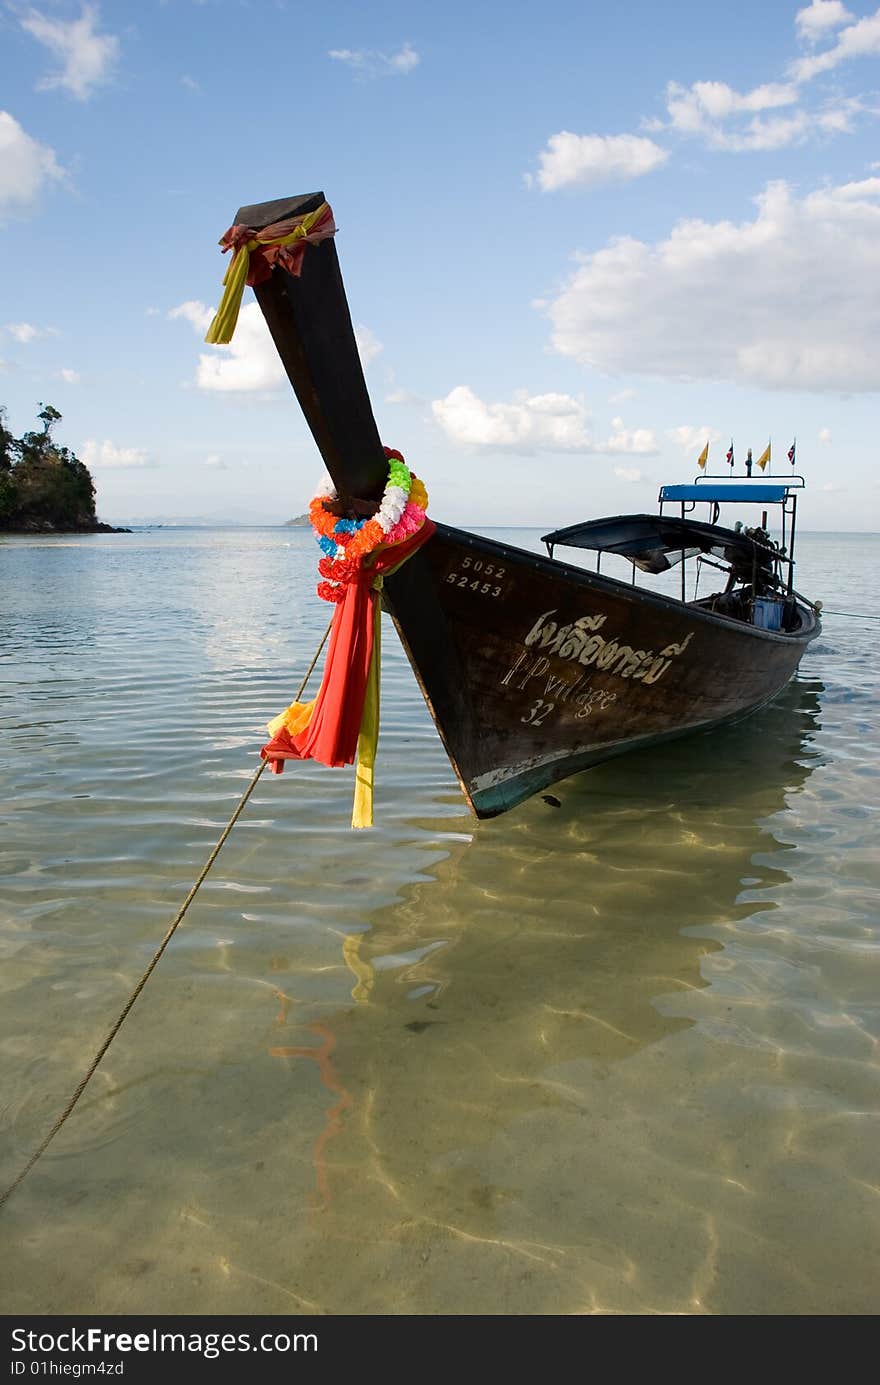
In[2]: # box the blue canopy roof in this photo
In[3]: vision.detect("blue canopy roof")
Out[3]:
[660,484,790,503]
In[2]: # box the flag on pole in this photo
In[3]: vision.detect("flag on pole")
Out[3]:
[726,441,734,468]
[757,442,770,471]
[787,440,796,466]
[697,441,709,470]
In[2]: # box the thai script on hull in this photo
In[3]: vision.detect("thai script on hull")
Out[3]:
[524,610,694,684]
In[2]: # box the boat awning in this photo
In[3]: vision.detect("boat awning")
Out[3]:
[541,513,777,575]
[659,484,790,503]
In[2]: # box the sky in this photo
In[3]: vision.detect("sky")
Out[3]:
[1,0,879,529]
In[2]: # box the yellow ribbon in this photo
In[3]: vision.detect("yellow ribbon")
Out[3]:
[342,931,375,1004]
[350,541,427,828]
[351,579,383,829]
[205,203,330,345]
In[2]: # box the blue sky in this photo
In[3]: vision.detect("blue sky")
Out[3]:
[1,0,879,528]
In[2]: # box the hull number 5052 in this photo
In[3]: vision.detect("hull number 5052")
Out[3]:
[444,555,506,598]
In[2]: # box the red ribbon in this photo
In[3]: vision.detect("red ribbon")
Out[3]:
[218,205,337,288]
[261,521,435,773]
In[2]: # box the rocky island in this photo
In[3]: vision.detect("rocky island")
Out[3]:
[0,404,129,534]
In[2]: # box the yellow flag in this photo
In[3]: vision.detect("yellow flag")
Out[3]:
[757,442,771,471]
[697,442,709,470]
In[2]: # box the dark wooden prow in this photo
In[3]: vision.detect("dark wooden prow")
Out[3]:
[233,191,388,506]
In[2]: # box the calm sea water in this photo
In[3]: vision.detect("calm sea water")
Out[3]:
[1,526,878,1315]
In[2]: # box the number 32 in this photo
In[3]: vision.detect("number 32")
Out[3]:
[521,699,555,727]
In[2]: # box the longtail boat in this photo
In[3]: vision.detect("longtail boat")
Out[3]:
[215,191,821,819]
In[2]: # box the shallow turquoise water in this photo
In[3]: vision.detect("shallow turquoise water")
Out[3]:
[1,528,878,1314]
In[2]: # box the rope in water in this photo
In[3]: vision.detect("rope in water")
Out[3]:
[0,619,333,1212]
[821,609,880,621]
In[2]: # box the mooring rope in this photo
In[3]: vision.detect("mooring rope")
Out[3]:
[821,609,880,621]
[0,619,333,1211]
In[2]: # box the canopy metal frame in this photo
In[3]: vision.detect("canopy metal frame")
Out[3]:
[659,474,805,598]
[542,473,805,605]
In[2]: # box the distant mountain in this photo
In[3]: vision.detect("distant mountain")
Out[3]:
[112,514,272,528]
[107,509,315,529]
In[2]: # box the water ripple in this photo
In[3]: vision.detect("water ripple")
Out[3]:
[0,528,878,1315]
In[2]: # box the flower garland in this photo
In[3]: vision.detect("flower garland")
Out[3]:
[309,447,429,602]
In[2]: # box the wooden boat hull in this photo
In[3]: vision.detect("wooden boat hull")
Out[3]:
[384,523,819,816]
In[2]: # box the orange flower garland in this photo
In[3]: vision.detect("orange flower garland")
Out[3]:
[309,448,429,602]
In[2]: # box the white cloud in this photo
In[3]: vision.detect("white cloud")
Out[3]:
[790,7,880,80]
[354,323,383,368]
[814,95,867,133]
[168,300,215,334]
[0,112,64,220]
[546,178,880,392]
[662,80,812,151]
[533,132,668,191]
[5,321,58,342]
[204,454,226,469]
[329,42,419,77]
[173,305,383,394]
[608,387,636,405]
[722,112,811,152]
[819,427,833,443]
[432,388,660,457]
[667,425,723,459]
[432,385,593,453]
[659,4,880,154]
[21,4,119,100]
[796,1,854,42]
[613,467,643,483]
[666,79,798,129]
[602,417,659,455]
[81,439,151,469]
[6,322,39,343]
[59,367,80,383]
[829,174,880,198]
[169,299,285,393]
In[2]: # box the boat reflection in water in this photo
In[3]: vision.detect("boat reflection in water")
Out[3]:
[273,677,828,1314]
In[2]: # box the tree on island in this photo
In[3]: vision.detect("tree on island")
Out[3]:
[0,403,108,532]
